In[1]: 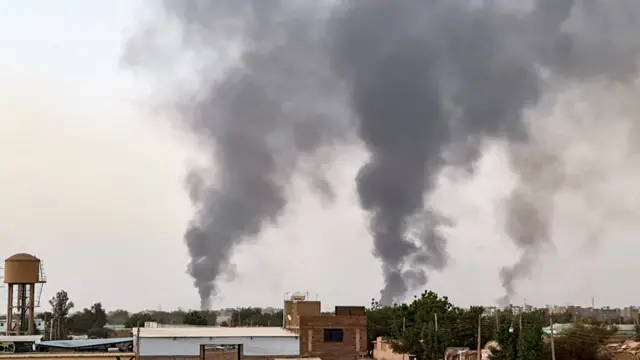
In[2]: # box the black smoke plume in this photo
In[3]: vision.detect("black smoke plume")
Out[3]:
[124,0,640,307]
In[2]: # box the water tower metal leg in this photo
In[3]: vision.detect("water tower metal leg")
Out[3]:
[28,283,35,334]
[6,285,13,335]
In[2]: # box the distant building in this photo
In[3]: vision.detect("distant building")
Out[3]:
[548,305,568,314]
[0,320,45,335]
[620,306,638,320]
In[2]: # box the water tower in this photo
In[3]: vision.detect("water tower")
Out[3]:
[4,254,46,335]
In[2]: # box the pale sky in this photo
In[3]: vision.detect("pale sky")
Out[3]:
[2,0,640,315]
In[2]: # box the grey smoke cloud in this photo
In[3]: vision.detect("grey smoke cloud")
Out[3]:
[124,0,640,307]
[496,0,640,304]
[124,0,347,309]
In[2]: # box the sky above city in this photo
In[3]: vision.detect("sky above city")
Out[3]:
[2,0,640,314]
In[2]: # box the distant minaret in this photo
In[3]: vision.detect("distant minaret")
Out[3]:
[592,296,595,308]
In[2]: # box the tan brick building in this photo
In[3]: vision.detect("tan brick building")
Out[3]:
[284,293,367,360]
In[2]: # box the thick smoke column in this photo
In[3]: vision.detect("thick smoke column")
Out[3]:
[125,0,640,306]
[329,1,544,304]
[124,0,346,309]
[329,0,640,304]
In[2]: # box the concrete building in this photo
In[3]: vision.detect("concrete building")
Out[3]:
[133,293,367,360]
[134,327,300,359]
[283,293,367,360]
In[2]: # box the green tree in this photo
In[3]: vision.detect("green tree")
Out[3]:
[183,310,208,325]
[489,311,544,360]
[125,312,156,328]
[229,308,281,327]
[91,303,108,328]
[49,290,75,340]
[387,290,482,360]
[366,299,398,355]
[544,324,616,360]
[68,302,109,335]
[107,309,130,325]
[517,312,544,360]
[87,327,115,339]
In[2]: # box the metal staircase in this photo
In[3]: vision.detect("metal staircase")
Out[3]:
[36,262,47,307]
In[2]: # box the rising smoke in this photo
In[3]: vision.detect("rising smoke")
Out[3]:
[124,0,348,309]
[123,0,640,307]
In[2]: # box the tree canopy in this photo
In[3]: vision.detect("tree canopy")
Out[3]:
[366,291,622,360]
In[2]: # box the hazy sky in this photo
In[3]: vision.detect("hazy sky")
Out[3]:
[2,0,640,314]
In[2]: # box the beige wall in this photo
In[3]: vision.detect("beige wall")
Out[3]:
[373,337,409,360]
[0,354,135,360]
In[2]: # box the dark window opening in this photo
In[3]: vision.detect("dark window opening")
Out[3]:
[324,328,344,342]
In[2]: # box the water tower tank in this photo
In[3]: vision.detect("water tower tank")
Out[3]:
[4,253,41,284]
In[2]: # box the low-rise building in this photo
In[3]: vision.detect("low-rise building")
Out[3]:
[133,293,366,360]
[134,327,299,360]
[283,293,367,360]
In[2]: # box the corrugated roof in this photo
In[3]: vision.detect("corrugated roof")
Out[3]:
[38,337,133,349]
[0,335,43,342]
[135,327,297,338]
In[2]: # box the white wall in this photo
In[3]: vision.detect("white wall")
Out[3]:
[137,336,300,356]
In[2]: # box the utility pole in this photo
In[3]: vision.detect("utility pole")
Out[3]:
[519,312,523,332]
[434,314,439,357]
[549,314,556,360]
[402,317,406,334]
[135,322,141,360]
[477,314,482,360]
[434,313,438,332]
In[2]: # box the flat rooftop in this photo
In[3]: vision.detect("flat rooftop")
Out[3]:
[0,335,43,342]
[135,327,298,338]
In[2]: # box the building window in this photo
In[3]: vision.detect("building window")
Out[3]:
[324,328,344,342]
